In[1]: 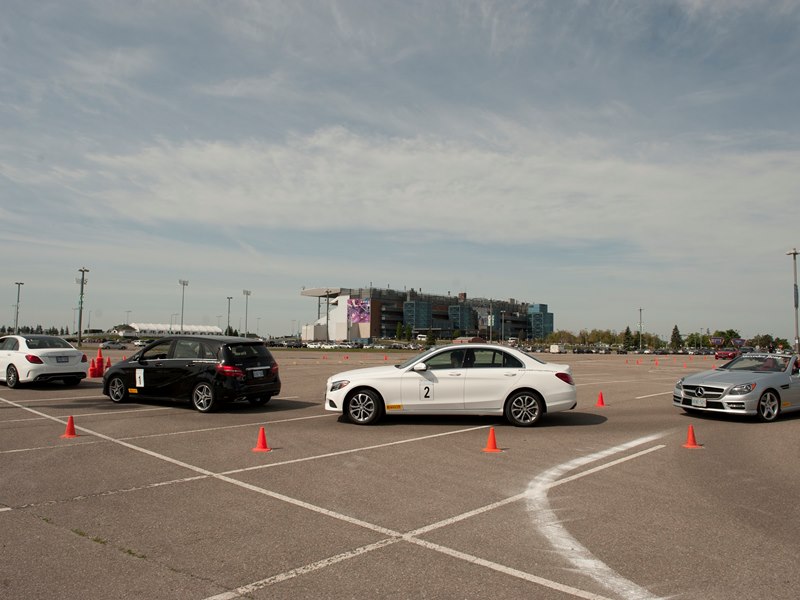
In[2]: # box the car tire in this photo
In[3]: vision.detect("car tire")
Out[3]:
[108,376,128,403]
[756,390,780,422]
[248,395,271,406]
[192,382,216,412]
[504,390,544,426]
[6,365,20,389]
[345,389,383,425]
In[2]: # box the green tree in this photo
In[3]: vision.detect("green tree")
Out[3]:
[622,326,633,349]
[395,322,403,340]
[670,325,682,350]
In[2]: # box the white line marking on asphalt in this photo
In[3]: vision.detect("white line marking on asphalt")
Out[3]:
[205,437,668,600]
[526,434,668,600]
[123,413,335,441]
[636,392,673,399]
[2,394,668,599]
[221,425,493,475]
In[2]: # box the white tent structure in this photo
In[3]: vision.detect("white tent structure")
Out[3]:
[127,323,224,336]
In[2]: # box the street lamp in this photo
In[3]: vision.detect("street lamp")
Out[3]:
[243,289,251,337]
[125,310,132,324]
[77,268,89,347]
[13,282,23,334]
[170,313,179,331]
[226,296,233,334]
[178,279,189,334]
[638,307,643,352]
[788,248,799,354]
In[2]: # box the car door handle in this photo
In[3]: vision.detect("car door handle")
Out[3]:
[504,373,517,377]
[449,373,462,377]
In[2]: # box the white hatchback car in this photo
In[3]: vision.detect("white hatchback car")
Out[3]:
[0,335,89,388]
[325,343,577,426]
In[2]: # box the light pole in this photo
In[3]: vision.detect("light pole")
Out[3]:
[638,307,643,352]
[170,313,179,331]
[77,268,89,347]
[226,296,232,334]
[178,279,189,334]
[125,310,131,324]
[13,282,23,334]
[788,248,799,354]
[243,289,251,337]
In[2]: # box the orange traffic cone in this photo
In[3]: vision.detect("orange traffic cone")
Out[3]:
[596,391,606,407]
[88,358,97,378]
[252,427,272,452]
[482,427,502,453]
[61,416,78,439]
[682,425,702,449]
[105,357,111,370]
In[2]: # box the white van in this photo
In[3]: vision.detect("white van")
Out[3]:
[549,344,562,354]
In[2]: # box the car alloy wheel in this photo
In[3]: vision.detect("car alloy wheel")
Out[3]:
[757,390,780,422]
[6,365,19,389]
[192,382,216,412]
[108,376,128,403]
[346,389,383,425]
[505,391,544,426]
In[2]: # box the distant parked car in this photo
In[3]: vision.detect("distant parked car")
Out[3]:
[715,348,738,361]
[102,336,281,412]
[100,341,128,350]
[0,335,88,388]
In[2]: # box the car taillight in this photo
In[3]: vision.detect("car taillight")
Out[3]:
[271,363,279,374]
[25,354,44,364]
[81,354,88,363]
[215,364,245,378]
[555,372,574,385]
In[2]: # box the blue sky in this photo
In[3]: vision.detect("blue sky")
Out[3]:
[1,0,799,341]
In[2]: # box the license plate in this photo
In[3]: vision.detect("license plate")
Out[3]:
[691,397,706,408]
[252,370,264,378]
[56,356,69,363]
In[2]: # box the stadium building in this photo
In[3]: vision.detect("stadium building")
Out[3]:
[300,287,554,343]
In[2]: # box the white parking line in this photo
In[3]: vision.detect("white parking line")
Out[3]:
[2,395,669,599]
[527,434,668,600]
[636,392,673,400]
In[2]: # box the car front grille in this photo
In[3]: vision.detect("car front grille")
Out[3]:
[681,385,725,400]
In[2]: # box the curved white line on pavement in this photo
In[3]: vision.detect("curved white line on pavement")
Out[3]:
[526,434,668,600]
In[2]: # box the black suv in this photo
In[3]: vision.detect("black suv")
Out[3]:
[102,336,281,412]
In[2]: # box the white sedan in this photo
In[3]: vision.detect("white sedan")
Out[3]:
[0,335,89,388]
[325,343,577,426]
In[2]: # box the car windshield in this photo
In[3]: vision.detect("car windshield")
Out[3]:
[24,336,72,349]
[396,346,443,369]
[723,354,789,372]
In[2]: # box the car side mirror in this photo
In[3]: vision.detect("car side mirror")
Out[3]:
[413,362,428,372]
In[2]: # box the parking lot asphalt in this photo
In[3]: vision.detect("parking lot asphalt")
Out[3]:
[2,350,800,599]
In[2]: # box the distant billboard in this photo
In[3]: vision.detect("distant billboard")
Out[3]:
[347,299,371,323]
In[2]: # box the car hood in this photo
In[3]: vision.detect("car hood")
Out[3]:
[328,364,402,381]
[681,369,773,385]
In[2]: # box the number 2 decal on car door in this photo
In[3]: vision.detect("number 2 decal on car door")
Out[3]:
[420,382,433,401]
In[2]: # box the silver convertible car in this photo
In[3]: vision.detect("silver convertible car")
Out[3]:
[673,353,800,422]
[325,343,577,426]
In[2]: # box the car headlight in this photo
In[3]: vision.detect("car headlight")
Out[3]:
[329,380,350,392]
[729,382,756,395]
[675,379,684,391]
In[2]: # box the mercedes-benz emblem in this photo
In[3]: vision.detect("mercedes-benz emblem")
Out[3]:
[695,387,705,397]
